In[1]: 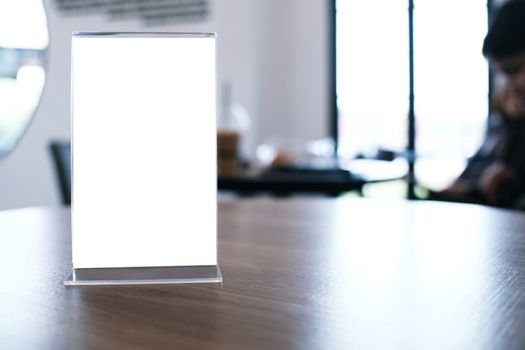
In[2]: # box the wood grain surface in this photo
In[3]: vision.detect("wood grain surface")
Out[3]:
[1,198,525,349]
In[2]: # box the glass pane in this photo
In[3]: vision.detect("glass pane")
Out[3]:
[336,0,409,158]
[414,0,488,189]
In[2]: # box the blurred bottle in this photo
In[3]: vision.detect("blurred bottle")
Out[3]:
[217,81,250,175]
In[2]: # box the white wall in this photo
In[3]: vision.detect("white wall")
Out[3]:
[0,0,329,210]
[257,1,329,143]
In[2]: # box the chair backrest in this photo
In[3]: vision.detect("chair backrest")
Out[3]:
[49,141,71,205]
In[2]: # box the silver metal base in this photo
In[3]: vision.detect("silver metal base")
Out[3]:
[64,265,222,286]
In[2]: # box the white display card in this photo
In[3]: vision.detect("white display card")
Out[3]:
[70,33,217,272]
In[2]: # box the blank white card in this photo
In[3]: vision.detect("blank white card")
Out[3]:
[71,33,217,268]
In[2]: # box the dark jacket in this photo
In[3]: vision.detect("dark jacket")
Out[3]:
[432,113,525,208]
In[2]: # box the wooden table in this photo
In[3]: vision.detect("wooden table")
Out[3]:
[2,198,525,349]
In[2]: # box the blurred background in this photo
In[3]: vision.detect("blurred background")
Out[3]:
[0,0,506,209]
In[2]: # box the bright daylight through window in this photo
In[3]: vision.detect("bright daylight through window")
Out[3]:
[336,0,489,190]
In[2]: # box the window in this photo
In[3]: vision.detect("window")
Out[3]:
[335,0,489,190]
[0,0,48,156]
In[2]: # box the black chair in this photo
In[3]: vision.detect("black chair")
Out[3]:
[49,141,71,205]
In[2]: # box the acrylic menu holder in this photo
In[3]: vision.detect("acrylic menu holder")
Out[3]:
[65,32,222,286]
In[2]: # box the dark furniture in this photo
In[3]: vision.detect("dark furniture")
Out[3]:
[218,160,405,196]
[2,198,525,349]
[218,167,365,196]
[49,141,71,205]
